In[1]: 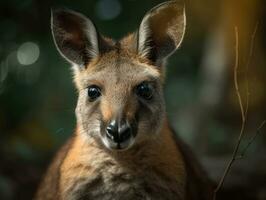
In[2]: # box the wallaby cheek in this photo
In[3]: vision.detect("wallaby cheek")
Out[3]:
[137,102,164,141]
[76,93,102,137]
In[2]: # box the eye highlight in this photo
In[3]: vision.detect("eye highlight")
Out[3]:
[136,82,154,100]
[88,85,101,101]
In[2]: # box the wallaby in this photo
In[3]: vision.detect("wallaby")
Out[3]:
[35,1,213,200]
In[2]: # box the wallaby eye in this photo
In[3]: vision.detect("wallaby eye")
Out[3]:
[136,82,153,100]
[88,85,101,101]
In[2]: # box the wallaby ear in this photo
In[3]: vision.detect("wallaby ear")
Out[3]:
[138,1,186,65]
[51,8,99,68]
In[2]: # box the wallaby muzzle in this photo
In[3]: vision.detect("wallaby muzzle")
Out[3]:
[101,116,138,150]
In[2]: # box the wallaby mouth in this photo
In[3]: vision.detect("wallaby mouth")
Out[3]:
[101,119,137,151]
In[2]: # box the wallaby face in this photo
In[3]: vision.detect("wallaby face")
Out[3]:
[51,1,185,151]
[73,56,165,150]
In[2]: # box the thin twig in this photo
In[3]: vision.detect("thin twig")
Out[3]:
[236,120,266,160]
[213,27,242,200]
[236,22,259,161]
[244,22,259,118]
[213,24,261,200]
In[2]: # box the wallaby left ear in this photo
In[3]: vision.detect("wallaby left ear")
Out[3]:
[138,0,186,65]
[51,8,100,68]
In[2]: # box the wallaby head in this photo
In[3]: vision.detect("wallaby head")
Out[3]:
[51,1,186,151]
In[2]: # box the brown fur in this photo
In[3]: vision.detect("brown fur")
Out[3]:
[35,46,213,199]
[35,122,186,200]
[35,2,213,200]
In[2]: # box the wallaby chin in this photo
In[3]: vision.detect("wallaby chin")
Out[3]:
[35,1,213,200]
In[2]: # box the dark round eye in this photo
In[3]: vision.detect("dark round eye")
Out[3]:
[88,85,101,101]
[136,82,153,100]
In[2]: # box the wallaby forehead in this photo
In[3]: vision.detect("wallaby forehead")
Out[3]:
[80,51,160,87]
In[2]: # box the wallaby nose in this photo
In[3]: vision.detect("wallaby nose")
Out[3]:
[106,120,132,144]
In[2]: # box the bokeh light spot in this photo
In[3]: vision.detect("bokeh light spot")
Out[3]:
[17,42,40,66]
[96,0,122,20]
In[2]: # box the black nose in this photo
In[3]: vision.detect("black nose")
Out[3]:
[106,121,132,144]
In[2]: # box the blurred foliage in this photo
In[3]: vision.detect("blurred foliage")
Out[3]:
[0,0,265,199]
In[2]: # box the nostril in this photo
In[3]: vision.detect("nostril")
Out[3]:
[106,126,113,134]
[106,125,117,141]
[120,127,131,143]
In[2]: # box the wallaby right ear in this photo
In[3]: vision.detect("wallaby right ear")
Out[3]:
[137,1,186,65]
[51,8,99,68]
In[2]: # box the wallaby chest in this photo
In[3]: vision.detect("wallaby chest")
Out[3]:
[59,135,186,200]
[63,165,182,200]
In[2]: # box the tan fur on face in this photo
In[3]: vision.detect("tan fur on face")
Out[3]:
[73,36,162,91]
[72,46,164,147]
[100,100,113,122]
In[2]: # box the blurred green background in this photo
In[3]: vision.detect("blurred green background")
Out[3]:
[0,0,265,199]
